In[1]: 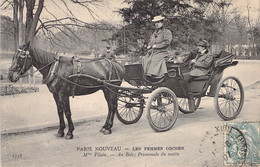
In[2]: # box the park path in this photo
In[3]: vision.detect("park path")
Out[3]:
[1,81,260,167]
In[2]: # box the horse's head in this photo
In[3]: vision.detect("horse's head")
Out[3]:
[8,42,33,82]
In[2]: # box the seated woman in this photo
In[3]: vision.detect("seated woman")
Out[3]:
[142,15,172,82]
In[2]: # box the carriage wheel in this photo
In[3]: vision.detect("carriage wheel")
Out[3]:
[178,97,201,114]
[214,76,244,120]
[146,87,178,132]
[116,90,144,124]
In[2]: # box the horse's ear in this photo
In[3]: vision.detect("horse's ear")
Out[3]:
[25,41,30,50]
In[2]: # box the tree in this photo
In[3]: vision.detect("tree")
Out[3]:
[233,14,247,55]
[249,26,260,57]
[0,15,15,51]
[116,0,225,55]
[1,0,111,50]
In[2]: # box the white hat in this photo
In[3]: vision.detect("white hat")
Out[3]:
[152,15,165,22]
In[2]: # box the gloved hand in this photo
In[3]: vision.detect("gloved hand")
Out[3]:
[190,59,196,64]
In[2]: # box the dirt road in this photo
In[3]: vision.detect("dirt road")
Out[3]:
[1,84,260,167]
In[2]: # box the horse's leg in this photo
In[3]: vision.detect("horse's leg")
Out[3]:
[53,93,65,137]
[100,89,118,135]
[59,94,75,139]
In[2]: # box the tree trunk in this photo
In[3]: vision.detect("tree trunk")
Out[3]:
[25,0,35,42]
[27,0,44,45]
[18,0,24,45]
[13,0,19,50]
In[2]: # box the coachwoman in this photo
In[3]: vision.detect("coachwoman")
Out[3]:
[142,15,172,81]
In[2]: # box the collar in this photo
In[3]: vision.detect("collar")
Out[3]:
[154,27,164,34]
[200,49,207,54]
[156,26,164,30]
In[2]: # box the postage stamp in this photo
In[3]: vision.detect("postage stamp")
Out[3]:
[224,122,260,166]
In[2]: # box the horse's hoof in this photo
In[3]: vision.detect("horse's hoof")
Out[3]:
[55,132,64,137]
[100,128,106,133]
[102,129,112,135]
[65,134,74,140]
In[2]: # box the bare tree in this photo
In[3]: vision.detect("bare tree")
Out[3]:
[18,0,24,45]
[234,14,247,55]
[13,0,19,49]
[209,0,236,50]
[246,0,256,56]
[1,0,113,49]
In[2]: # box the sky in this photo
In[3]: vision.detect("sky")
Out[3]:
[40,0,129,25]
[1,0,259,25]
[233,0,259,22]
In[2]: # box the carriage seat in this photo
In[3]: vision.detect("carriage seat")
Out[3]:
[212,50,234,67]
[192,75,210,81]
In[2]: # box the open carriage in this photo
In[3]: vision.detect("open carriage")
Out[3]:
[116,50,244,132]
[8,43,245,137]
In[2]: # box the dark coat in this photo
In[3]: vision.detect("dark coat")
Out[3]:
[142,28,172,77]
[190,51,213,76]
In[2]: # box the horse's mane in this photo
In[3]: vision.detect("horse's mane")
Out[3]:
[31,47,56,65]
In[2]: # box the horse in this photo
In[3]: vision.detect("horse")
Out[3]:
[8,42,125,139]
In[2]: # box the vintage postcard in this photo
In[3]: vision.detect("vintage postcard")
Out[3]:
[1,0,259,166]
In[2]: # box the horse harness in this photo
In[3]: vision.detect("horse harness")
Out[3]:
[15,48,122,97]
[43,55,122,97]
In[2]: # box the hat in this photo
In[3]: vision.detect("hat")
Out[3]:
[152,15,165,22]
[197,40,210,47]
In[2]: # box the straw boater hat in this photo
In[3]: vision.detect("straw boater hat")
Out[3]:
[152,15,165,22]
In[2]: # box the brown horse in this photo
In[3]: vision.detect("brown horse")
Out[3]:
[8,42,125,139]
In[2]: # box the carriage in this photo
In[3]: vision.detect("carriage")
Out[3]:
[114,50,244,132]
[8,43,244,138]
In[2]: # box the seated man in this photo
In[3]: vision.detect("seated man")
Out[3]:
[184,40,223,97]
[179,40,213,111]
[186,40,213,81]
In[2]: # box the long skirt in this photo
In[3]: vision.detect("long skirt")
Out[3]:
[142,51,168,77]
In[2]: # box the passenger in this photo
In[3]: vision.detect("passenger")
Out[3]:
[142,15,172,81]
[101,45,115,60]
[186,39,213,81]
[183,39,213,111]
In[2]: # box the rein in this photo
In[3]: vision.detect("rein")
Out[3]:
[20,59,57,78]
[11,48,58,78]
[13,49,123,90]
[55,74,104,89]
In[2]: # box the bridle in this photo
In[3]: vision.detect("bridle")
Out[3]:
[9,48,57,78]
[9,49,31,76]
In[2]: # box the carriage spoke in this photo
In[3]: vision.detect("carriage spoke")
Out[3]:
[120,108,129,119]
[218,81,241,117]
[215,77,244,121]
[129,109,134,121]
[150,95,175,128]
[118,107,127,115]
[117,92,144,124]
[163,112,171,123]
[162,113,168,127]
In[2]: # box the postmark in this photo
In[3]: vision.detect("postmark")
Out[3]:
[199,122,260,166]
[199,126,225,167]
[224,122,260,166]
